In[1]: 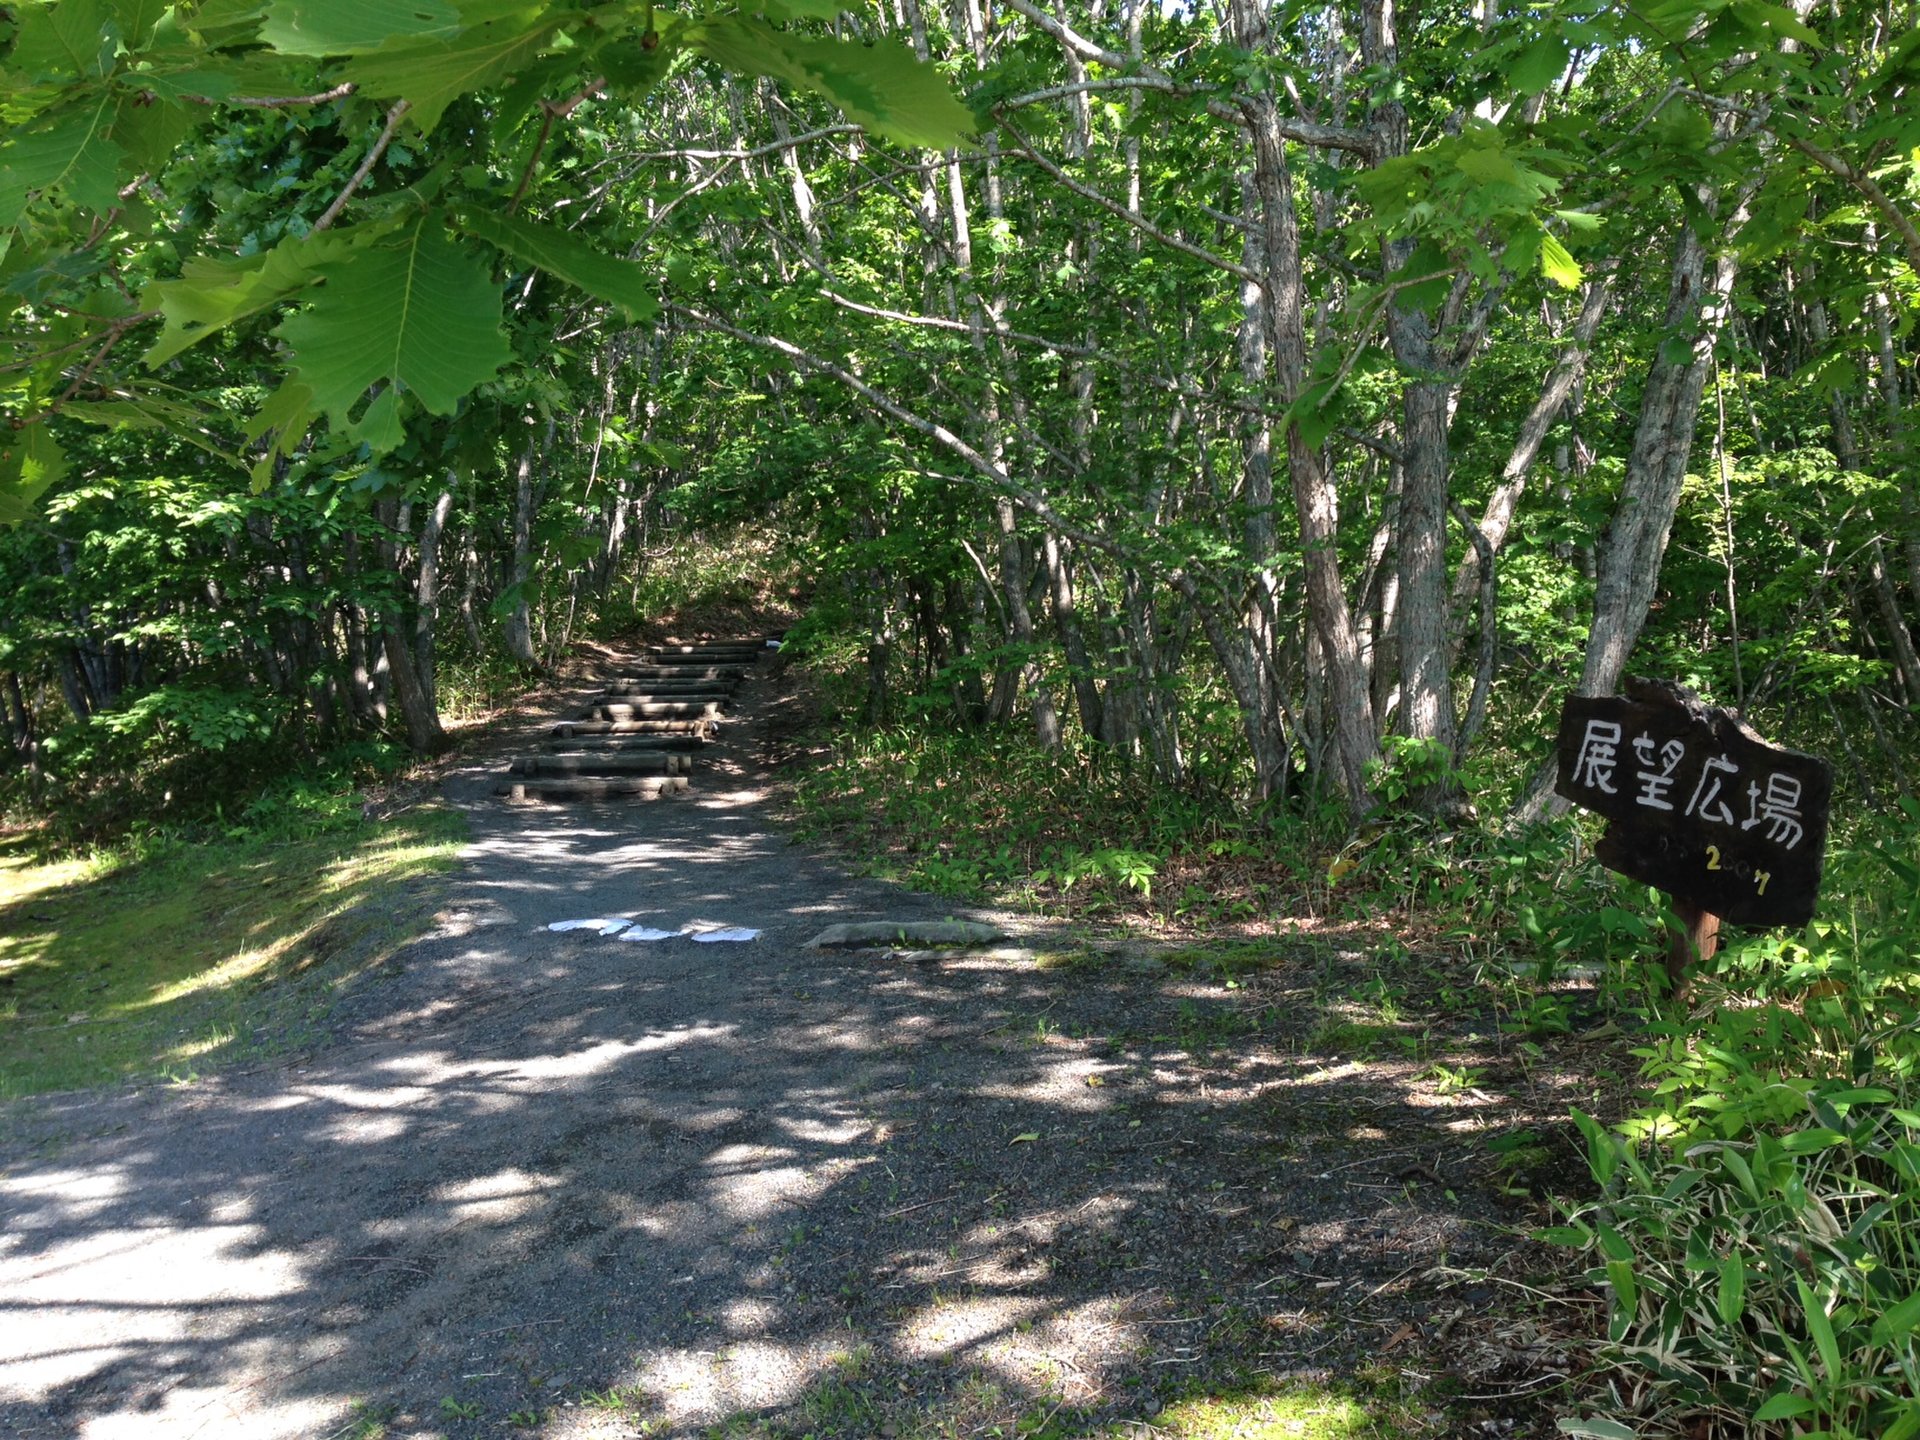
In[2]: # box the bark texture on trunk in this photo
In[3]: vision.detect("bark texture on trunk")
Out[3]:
[502,446,540,668]
[1514,181,1750,822]
[414,486,455,716]
[1230,0,1376,814]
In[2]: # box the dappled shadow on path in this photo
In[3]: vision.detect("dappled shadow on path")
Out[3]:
[0,695,1557,1440]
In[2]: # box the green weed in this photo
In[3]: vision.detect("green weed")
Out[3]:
[0,803,465,1096]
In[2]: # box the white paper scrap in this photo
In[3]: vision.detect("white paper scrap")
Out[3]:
[689,927,761,943]
[615,927,680,943]
[547,918,631,935]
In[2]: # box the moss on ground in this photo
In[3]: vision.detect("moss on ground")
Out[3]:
[0,805,466,1097]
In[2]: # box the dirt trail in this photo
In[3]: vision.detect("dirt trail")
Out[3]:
[0,661,1545,1439]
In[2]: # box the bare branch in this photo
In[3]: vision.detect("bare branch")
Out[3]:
[312,100,410,233]
[996,123,1259,284]
[186,82,357,108]
[999,0,1373,155]
[668,301,1135,563]
[511,77,609,212]
[625,125,864,162]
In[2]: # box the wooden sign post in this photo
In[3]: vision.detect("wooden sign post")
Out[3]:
[1554,678,1833,994]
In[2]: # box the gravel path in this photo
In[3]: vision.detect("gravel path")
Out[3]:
[0,661,1549,1440]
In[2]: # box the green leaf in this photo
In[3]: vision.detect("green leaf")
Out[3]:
[110,92,196,178]
[177,0,270,45]
[8,0,119,82]
[1510,33,1569,96]
[1534,1224,1592,1246]
[1752,1391,1816,1422]
[276,211,512,449]
[62,394,232,458]
[1555,1419,1638,1439]
[456,209,659,321]
[1870,1290,1920,1348]
[242,377,319,487]
[1799,1277,1842,1379]
[0,96,129,224]
[688,19,973,149]
[1780,1127,1846,1154]
[142,229,361,365]
[346,11,561,133]
[261,0,465,55]
[0,425,67,526]
[1539,228,1582,290]
[110,0,172,48]
[1716,1254,1747,1327]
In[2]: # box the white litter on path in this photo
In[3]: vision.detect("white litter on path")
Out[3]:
[689,927,760,943]
[615,927,681,943]
[547,918,631,935]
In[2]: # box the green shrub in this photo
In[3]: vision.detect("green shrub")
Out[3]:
[1549,801,1920,1438]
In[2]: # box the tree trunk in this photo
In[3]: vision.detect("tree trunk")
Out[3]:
[1514,179,1752,821]
[502,446,540,668]
[1227,5,1377,813]
[1450,273,1613,652]
[1042,529,1104,739]
[415,486,455,715]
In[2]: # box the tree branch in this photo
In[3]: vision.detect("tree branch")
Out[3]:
[510,77,608,212]
[312,100,410,233]
[625,124,865,163]
[999,0,1373,155]
[995,122,1259,283]
[187,83,357,108]
[1680,88,1920,276]
[667,301,1135,564]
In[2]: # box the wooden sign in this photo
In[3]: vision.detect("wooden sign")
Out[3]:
[1554,678,1832,929]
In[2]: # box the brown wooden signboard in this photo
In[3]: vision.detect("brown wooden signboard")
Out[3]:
[1554,678,1832,929]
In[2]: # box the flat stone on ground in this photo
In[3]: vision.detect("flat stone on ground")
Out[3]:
[805,919,1004,949]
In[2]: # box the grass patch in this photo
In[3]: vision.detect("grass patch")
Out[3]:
[0,804,466,1098]
[1120,1374,1434,1438]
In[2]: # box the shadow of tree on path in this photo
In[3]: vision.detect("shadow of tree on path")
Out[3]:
[1,787,1573,1440]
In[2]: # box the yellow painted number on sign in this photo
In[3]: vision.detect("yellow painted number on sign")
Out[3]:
[1705,845,1722,871]
[1755,870,1771,895]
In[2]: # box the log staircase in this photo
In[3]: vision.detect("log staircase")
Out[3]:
[495,637,772,803]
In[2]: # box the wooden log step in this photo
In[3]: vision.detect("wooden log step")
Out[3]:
[545,735,705,753]
[511,753,692,777]
[647,647,764,660]
[651,639,768,651]
[550,719,710,737]
[600,680,739,696]
[607,665,750,681]
[587,701,723,721]
[497,775,691,802]
[595,690,733,707]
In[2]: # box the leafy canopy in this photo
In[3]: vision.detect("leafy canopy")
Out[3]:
[0,0,974,519]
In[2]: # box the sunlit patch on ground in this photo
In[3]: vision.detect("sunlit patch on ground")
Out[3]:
[0,808,465,1097]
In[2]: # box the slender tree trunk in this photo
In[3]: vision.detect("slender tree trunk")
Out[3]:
[373,496,446,753]
[1515,177,1753,821]
[1043,530,1104,739]
[1230,0,1376,813]
[342,532,383,723]
[414,485,455,715]
[502,446,540,668]
[1450,273,1613,652]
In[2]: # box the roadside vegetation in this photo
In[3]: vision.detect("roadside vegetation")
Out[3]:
[0,777,465,1099]
[782,644,1920,1439]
